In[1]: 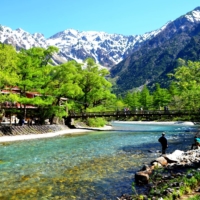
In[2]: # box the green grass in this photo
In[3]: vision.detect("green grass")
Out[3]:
[188,195,200,200]
[131,169,200,200]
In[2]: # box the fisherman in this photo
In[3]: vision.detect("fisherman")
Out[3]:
[158,132,168,154]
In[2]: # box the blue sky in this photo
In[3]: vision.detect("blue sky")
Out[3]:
[1,0,199,38]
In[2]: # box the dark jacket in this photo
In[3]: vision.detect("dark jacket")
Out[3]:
[158,136,167,148]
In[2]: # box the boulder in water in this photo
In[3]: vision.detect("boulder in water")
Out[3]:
[135,171,150,184]
[135,165,153,184]
[164,150,184,163]
[151,156,168,166]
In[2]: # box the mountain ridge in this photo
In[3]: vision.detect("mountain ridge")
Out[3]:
[0,22,168,67]
[110,7,200,93]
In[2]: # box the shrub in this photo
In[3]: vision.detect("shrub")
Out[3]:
[86,117,107,127]
[186,177,198,189]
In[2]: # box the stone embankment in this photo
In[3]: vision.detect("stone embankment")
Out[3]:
[0,124,112,142]
[0,124,69,136]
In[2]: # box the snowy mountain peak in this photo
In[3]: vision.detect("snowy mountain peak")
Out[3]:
[47,27,163,67]
[185,7,200,23]
[64,29,79,35]
[0,7,200,67]
[33,32,45,38]
[16,28,24,32]
[0,25,48,49]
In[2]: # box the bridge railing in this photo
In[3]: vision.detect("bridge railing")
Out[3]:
[68,110,200,118]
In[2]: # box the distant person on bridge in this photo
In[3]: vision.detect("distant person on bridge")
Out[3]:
[158,132,168,154]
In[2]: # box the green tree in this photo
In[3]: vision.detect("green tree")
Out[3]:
[0,43,19,109]
[16,46,59,119]
[48,60,82,104]
[77,58,116,111]
[115,99,126,111]
[153,83,171,109]
[124,91,141,110]
[139,85,152,110]
[169,60,200,110]
[131,92,141,110]
[124,92,132,107]
[168,82,181,109]
[46,60,83,119]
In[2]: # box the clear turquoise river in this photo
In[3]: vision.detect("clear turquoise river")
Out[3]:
[0,122,199,200]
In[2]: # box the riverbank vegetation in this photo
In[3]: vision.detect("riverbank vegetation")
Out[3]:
[0,43,200,125]
[0,44,115,124]
[128,167,200,200]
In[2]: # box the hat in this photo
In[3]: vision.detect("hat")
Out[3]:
[162,132,165,135]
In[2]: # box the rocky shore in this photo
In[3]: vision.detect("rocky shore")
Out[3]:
[119,149,200,200]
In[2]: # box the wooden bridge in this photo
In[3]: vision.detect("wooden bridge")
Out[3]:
[66,110,200,125]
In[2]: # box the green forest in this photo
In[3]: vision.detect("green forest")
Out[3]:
[0,43,200,125]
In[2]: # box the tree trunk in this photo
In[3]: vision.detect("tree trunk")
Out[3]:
[23,105,27,120]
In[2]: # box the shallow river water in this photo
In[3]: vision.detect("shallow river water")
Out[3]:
[0,122,199,200]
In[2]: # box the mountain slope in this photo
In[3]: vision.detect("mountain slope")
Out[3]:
[0,24,167,67]
[154,23,200,88]
[110,7,200,93]
[0,26,48,50]
[47,28,166,67]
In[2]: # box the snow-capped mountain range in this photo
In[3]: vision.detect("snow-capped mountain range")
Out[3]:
[47,27,168,67]
[0,22,168,68]
[0,7,200,68]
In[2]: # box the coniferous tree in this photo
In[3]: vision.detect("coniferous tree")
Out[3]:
[168,83,181,109]
[124,91,141,110]
[153,83,171,110]
[131,92,141,110]
[139,85,152,110]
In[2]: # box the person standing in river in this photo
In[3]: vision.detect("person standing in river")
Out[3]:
[158,132,168,154]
